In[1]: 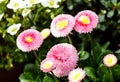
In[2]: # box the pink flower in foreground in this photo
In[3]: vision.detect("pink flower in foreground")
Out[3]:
[46,43,78,77]
[50,14,75,37]
[68,68,86,82]
[40,58,57,72]
[16,29,43,52]
[103,54,118,67]
[74,10,98,33]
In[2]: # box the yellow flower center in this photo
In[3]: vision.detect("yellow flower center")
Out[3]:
[107,58,113,64]
[78,15,90,24]
[72,73,81,81]
[25,36,33,43]
[13,2,20,7]
[29,0,35,4]
[43,61,53,69]
[11,27,17,32]
[49,1,54,6]
[56,19,68,30]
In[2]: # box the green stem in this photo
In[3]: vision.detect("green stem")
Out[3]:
[109,68,114,82]
[68,35,72,44]
[87,33,94,56]
[51,72,59,82]
[33,50,38,59]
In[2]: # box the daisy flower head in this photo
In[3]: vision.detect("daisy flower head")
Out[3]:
[22,8,31,17]
[40,58,57,72]
[16,29,43,52]
[103,54,118,67]
[46,43,78,77]
[40,0,61,8]
[50,14,75,37]
[7,23,21,35]
[24,0,41,8]
[74,10,98,33]
[68,68,86,82]
[7,0,24,12]
[40,28,51,39]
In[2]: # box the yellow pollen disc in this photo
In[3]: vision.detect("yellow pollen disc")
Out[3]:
[49,1,54,6]
[25,36,33,43]
[78,15,90,24]
[107,58,113,64]
[72,73,81,80]
[13,3,20,7]
[29,0,35,4]
[11,27,17,32]
[43,61,53,69]
[56,20,68,30]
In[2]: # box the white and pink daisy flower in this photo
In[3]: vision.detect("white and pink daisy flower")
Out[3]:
[40,28,51,39]
[68,68,86,82]
[46,43,78,77]
[40,58,57,72]
[16,29,43,52]
[7,0,24,11]
[103,54,118,67]
[40,0,61,8]
[50,14,75,37]
[74,10,98,33]
[7,23,21,35]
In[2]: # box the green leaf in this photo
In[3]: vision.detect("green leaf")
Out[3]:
[107,10,115,18]
[115,49,120,53]
[66,0,74,10]
[24,64,40,79]
[43,75,54,82]
[111,0,117,6]
[79,51,89,60]
[111,64,120,80]
[19,72,35,82]
[84,66,98,81]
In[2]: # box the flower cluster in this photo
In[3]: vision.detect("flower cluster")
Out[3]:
[6,0,62,12]
[50,10,98,37]
[40,43,79,77]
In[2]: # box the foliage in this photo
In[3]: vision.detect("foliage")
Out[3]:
[0,0,120,82]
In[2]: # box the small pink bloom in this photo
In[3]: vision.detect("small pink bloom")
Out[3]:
[50,14,75,37]
[74,10,98,33]
[16,29,43,52]
[40,58,57,72]
[46,43,78,77]
[103,54,118,67]
[68,68,86,82]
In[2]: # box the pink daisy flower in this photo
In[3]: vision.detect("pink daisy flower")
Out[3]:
[16,29,43,52]
[68,68,86,82]
[40,58,57,73]
[50,14,75,37]
[103,54,118,67]
[46,43,78,77]
[74,10,98,33]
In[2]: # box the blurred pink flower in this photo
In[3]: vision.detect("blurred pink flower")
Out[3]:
[50,14,75,37]
[46,43,78,77]
[74,10,98,33]
[40,58,57,72]
[103,54,118,67]
[16,29,43,52]
[68,68,86,82]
